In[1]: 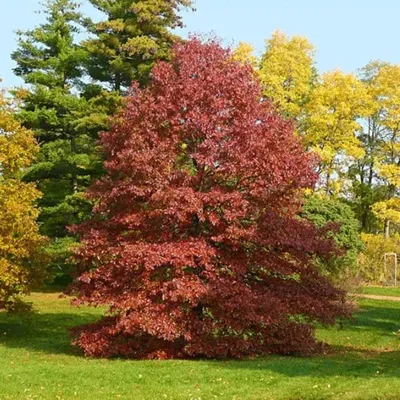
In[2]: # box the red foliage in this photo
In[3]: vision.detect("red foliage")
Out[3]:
[70,38,351,359]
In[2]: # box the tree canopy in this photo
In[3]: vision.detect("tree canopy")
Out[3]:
[83,0,193,91]
[70,39,350,359]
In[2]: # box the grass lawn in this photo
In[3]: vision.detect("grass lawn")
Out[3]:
[0,291,399,400]
[360,286,400,298]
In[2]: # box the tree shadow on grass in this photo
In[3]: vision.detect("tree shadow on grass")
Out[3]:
[205,348,400,379]
[340,304,400,335]
[35,285,69,294]
[0,300,399,381]
[0,310,100,356]
[208,304,400,378]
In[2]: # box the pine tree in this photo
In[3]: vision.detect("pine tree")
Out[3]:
[12,0,110,279]
[83,0,193,92]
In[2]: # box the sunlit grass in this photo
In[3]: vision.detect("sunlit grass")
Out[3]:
[361,286,400,298]
[0,290,399,399]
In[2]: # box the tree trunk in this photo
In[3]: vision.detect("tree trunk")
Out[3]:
[385,219,390,239]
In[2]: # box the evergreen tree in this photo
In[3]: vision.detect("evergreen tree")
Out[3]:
[12,0,111,279]
[83,0,193,92]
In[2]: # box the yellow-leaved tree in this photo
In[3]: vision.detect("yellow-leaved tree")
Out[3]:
[0,89,47,312]
[352,63,400,235]
[259,30,316,120]
[232,42,259,69]
[303,70,369,194]
[371,65,400,235]
[258,32,372,196]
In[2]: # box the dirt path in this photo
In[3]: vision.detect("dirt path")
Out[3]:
[356,294,400,301]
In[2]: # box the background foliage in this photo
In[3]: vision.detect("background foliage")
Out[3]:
[0,90,47,311]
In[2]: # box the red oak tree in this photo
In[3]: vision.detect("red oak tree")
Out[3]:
[70,38,351,359]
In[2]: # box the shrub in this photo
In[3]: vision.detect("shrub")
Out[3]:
[300,194,364,279]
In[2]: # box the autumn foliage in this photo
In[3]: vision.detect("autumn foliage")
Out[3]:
[70,38,351,359]
[0,91,47,312]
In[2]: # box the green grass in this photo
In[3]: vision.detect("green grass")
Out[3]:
[361,286,400,298]
[0,290,399,400]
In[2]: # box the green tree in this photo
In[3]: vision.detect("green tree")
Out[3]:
[11,0,109,280]
[300,194,364,278]
[83,0,193,92]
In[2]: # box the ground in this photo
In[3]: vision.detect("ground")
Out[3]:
[0,288,399,400]
[361,286,400,299]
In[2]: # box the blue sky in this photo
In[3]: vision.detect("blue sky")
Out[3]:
[2,0,400,87]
